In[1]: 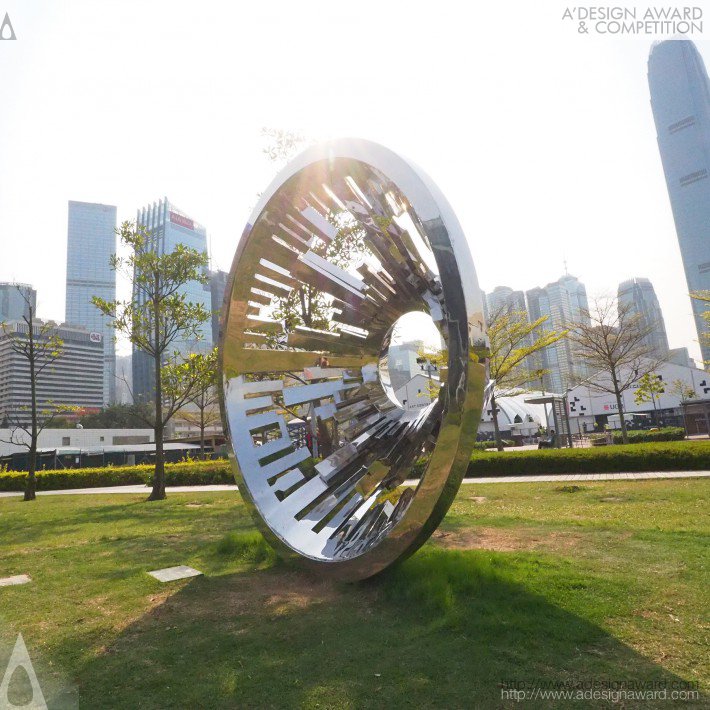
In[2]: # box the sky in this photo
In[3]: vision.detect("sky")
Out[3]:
[0,1,708,361]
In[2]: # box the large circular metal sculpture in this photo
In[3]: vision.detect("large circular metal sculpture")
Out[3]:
[220,139,488,581]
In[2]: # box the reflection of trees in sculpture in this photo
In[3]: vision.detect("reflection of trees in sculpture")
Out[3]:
[272,214,367,333]
[487,308,566,451]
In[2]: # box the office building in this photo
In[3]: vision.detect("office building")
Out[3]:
[525,274,590,393]
[209,269,229,346]
[65,201,117,405]
[115,354,133,404]
[0,283,36,322]
[485,286,527,318]
[132,198,211,401]
[617,277,669,360]
[0,320,104,426]
[648,40,710,364]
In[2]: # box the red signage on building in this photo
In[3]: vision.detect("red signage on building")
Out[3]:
[169,211,194,230]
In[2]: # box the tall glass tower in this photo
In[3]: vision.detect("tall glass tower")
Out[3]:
[617,277,669,360]
[132,198,211,402]
[648,40,710,364]
[525,274,590,393]
[66,201,117,405]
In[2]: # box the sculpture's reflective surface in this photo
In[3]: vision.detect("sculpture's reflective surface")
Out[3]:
[220,139,487,580]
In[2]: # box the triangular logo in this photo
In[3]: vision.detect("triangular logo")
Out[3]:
[0,634,48,709]
[0,13,17,40]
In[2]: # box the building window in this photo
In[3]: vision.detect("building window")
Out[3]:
[62,436,70,446]
[679,169,708,187]
[100,436,105,442]
[668,115,695,133]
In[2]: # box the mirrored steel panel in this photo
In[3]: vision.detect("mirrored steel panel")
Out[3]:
[220,139,488,581]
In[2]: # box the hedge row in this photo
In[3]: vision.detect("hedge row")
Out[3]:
[466,441,710,477]
[0,459,233,492]
[2,441,708,491]
[611,427,686,444]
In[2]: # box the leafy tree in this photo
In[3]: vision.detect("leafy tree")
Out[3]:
[0,289,75,500]
[93,222,211,501]
[487,308,567,451]
[568,297,664,444]
[669,378,696,402]
[634,372,665,424]
[172,348,221,456]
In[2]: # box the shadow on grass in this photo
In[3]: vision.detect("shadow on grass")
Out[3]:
[71,545,702,709]
[0,496,251,549]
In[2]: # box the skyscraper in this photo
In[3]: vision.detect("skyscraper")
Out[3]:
[525,274,590,393]
[132,198,211,401]
[617,277,669,360]
[0,283,36,322]
[65,201,117,405]
[648,40,710,364]
[485,286,527,318]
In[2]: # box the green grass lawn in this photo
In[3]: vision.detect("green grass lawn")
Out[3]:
[0,480,707,709]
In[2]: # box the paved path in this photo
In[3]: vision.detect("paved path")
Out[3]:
[0,471,708,498]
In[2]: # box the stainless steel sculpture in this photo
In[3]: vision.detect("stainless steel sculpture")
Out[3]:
[219,139,487,581]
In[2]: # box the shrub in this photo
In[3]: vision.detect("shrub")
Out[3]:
[611,427,685,444]
[466,441,710,477]
[0,458,233,492]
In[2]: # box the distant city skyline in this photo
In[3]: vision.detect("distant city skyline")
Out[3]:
[1,3,708,362]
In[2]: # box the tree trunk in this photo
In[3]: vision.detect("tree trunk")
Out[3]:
[148,287,166,501]
[199,405,205,459]
[25,310,37,501]
[613,374,628,444]
[490,391,504,452]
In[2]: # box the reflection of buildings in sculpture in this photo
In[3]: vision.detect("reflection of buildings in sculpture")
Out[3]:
[387,341,440,411]
[65,201,117,405]
[648,40,710,365]
[617,277,669,360]
[525,274,590,393]
[0,283,36,322]
[394,373,435,411]
[132,198,211,402]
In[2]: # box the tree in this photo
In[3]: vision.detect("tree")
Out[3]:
[669,378,696,402]
[568,297,664,444]
[93,222,211,501]
[634,372,665,424]
[172,348,221,456]
[487,308,567,451]
[0,289,73,500]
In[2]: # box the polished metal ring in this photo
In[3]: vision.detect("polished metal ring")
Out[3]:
[219,139,487,581]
